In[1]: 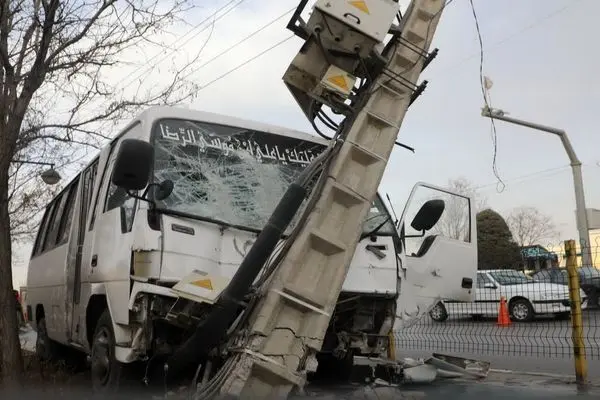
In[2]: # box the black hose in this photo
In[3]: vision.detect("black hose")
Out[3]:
[165,181,308,374]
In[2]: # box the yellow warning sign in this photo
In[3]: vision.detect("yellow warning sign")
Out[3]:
[348,0,370,14]
[191,278,213,290]
[327,75,350,92]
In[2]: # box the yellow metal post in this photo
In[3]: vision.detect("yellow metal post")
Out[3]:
[387,331,396,361]
[564,239,588,388]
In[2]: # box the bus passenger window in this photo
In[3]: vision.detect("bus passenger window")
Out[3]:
[56,179,79,246]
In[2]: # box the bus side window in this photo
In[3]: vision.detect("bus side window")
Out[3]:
[31,204,54,258]
[42,191,68,253]
[89,144,118,232]
[104,161,137,234]
[56,178,80,246]
[80,160,99,227]
[91,122,141,234]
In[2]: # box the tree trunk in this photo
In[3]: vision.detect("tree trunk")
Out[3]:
[0,161,24,387]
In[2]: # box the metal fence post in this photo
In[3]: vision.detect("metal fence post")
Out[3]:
[565,239,588,388]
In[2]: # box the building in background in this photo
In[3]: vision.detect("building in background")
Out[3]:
[546,229,600,268]
[520,245,559,274]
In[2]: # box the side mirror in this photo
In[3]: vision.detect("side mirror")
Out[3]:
[153,179,174,201]
[112,139,154,191]
[410,199,445,232]
[483,283,497,289]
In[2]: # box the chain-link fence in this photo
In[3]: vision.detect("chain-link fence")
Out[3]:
[392,239,600,367]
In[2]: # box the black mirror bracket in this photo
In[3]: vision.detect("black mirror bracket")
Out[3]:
[127,189,154,207]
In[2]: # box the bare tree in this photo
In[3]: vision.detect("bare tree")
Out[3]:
[448,177,487,211]
[507,206,557,248]
[0,0,205,385]
[433,177,487,240]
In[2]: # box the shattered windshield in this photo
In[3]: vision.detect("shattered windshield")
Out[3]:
[151,118,394,234]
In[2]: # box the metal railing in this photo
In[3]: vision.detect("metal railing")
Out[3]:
[393,239,600,387]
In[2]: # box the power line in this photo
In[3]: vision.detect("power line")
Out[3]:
[198,35,295,91]
[104,0,581,110]
[467,1,583,196]
[106,3,295,129]
[442,0,582,74]
[167,0,582,124]
[189,0,459,114]
[469,0,505,194]
[475,165,569,191]
[118,0,248,90]
[475,162,600,192]
[180,6,296,82]
[94,0,251,129]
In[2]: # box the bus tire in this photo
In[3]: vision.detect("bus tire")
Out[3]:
[91,310,122,393]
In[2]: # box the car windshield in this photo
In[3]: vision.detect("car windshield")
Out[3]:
[532,271,548,281]
[151,118,395,234]
[489,270,531,285]
[579,266,600,278]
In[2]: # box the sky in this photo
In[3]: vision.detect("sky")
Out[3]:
[11,0,600,287]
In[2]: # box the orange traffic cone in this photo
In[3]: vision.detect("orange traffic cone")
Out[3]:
[497,296,511,327]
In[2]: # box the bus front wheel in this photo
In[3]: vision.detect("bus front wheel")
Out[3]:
[91,310,122,393]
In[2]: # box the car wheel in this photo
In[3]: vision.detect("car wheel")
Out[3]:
[429,302,448,322]
[91,310,122,393]
[509,299,534,322]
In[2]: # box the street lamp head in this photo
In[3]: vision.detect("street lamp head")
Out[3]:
[40,167,61,185]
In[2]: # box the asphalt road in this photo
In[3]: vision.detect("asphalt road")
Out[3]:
[393,309,600,379]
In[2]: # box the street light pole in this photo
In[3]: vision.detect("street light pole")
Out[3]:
[481,106,593,268]
[12,159,62,185]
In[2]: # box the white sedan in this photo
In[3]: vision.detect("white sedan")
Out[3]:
[430,269,588,322]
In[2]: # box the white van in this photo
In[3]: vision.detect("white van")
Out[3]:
[26,106,477,391]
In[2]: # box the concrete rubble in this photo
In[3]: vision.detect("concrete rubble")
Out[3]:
[351,352,490,385]
[293,353,491,399]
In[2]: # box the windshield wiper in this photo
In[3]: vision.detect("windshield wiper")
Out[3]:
[359,216,392,241]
